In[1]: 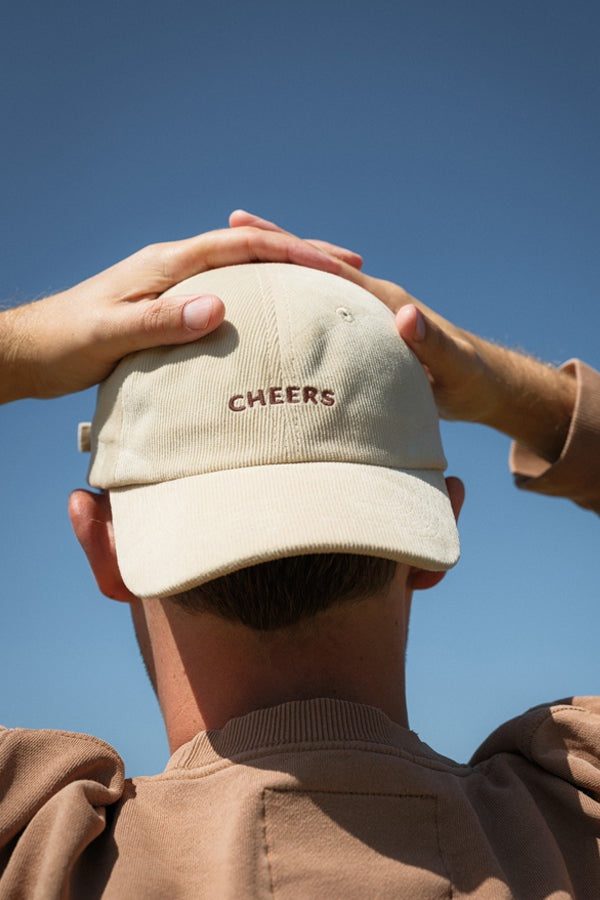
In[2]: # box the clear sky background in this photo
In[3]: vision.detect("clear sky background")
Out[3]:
[1,0,598,775]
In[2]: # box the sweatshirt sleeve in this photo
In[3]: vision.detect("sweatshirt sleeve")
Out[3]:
[0,728,124,894]
[509,360,600,514]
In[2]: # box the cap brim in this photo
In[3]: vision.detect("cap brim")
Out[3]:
[109,462,460,598]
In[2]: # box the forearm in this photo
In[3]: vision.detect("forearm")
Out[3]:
[230,209,595,497]
[0,305,37,404]
[0,225,343,406]
[470,337,577,465]
[0,292,107,403]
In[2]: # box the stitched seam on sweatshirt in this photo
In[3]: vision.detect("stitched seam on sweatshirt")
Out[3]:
[266,788,436,798]
[433,794,454,899]
[1,728,121,756]
[261,789,276,897]
[262,789,455,897]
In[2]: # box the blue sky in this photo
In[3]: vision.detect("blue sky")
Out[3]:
[1,0,598,774]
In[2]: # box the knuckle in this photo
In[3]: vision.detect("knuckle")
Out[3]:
[134,242,161,264]
[242,228,265,261]
[135,242,174,281]
[242,226,278,252]
[235,225,259,240]
[157,244,177,280]
[140,298,171,333]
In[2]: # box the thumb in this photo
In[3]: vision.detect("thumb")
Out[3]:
[395,304,482,422]
[395,304,469,376]
[111,293,225,353]
[395,304,438,368]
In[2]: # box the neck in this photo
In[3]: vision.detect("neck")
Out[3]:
[133,568,412,754]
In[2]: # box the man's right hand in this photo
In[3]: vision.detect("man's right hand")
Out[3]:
[0,225,349,405]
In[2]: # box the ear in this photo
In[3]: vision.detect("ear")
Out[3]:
[68,489,138,603]
[408,476,465,591]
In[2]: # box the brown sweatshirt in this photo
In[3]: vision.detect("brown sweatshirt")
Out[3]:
[1,696,600,898]
[1,361,599,899]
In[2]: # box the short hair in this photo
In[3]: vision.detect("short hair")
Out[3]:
[169,554,397,631]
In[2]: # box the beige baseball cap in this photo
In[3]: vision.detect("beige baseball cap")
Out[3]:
[85,263,459,598]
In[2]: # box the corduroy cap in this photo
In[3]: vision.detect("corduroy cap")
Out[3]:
[85,263,459,598]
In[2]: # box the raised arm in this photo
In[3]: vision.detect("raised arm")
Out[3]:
[0,225,344,404]
[230,210,600,513]
[395,305,599,513]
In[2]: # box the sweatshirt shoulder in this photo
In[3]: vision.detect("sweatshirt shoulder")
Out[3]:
[470,697,600,797]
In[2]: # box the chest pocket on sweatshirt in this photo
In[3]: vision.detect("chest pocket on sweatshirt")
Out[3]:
[262,789,452,899]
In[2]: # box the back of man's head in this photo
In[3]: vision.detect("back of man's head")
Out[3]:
[84,263,459,627]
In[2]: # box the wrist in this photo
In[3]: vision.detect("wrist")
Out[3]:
[473,341,576,464]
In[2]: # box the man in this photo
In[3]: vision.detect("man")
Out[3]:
[1,216,598,897]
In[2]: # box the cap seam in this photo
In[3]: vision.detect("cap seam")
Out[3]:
[279,269,303,459]
[106,458,449,490]
[257,266,292,464]
[113,369,126,483]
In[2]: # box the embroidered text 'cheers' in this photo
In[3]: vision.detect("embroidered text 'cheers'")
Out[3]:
[228,386,335,412]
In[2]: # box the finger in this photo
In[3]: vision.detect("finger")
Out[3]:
[395,305,437,382]
[230,210,363,269]
[395,305,427,348]
[396,305,463,365]
[103,293,226,355]
[89,227,342,301]
[229,209,284,233]
[395,305,455,381]
[305,239,363,269]
[137,227,342,290]
[395,304,481,422]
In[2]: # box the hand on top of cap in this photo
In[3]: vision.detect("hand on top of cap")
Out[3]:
[229,210,576,463]
[228,210,366,271]
[0,225,343,404]
[228,209,480,421]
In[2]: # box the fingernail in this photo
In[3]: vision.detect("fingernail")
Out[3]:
[182,295,216,331]
[413,308,426,341]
